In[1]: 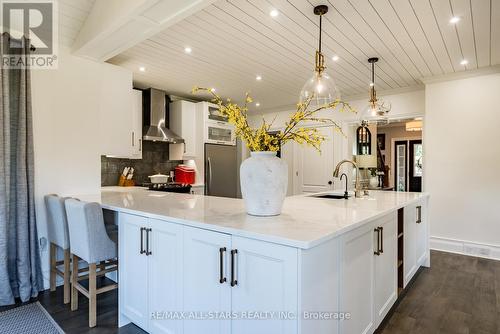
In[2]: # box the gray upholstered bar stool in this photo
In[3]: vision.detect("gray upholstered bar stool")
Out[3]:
[44,194,72,304]
[64,199,118,328]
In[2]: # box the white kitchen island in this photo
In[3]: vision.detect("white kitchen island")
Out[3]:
[77,187,430,334]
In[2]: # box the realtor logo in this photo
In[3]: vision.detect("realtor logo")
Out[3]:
[1,0,58,69]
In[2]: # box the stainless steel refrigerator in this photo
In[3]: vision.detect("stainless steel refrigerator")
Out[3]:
[204,143,238,198]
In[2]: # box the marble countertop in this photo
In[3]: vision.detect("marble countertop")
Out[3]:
[74,187,429,249]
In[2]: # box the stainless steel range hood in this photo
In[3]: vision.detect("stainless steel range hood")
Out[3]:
[143,88,184,143]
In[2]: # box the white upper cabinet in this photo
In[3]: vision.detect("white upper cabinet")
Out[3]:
[169,100,197,158]
[131,89,143,159]
[99,64,143,159]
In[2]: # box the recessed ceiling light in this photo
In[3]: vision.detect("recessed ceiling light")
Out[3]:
[255,102,260,107]
[270,9,279,17]
[256,75,262,81]
[450,16,460,24]
[139,66,146,72]
[332,55,339,61]
[460,59,468,65]
[184,47,192,54]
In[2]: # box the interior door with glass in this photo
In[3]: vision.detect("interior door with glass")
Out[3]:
[409,140,422,192]
[394,141,408,192]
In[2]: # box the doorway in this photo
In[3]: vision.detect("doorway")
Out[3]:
[394,139,422,192]
[376,118,423,192]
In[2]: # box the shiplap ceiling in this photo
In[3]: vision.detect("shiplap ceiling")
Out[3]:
[108,0,500,111]
[59,0,95,47]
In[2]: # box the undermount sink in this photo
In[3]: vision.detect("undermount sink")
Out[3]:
[310,193,350,199]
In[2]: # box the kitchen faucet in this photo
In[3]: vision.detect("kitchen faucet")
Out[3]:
[340,173,349,199]
[333,159,362,198]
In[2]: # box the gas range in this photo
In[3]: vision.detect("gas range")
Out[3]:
[145,183,192,193]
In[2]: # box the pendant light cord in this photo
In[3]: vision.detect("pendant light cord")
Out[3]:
[319,14,322,54]
[371,62,375,85]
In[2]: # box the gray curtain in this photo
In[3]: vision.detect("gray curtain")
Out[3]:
[0,33,43,306]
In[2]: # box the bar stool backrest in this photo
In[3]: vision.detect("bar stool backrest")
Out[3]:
[44,194,70,250]
[64,199,116,264]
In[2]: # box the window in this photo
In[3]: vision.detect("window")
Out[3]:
[356,125,371,155]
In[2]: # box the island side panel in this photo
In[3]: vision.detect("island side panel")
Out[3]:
[423,197,431,267]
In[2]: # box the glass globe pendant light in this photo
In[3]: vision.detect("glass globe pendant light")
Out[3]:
[359,57,391,124]
[299,5,340,107]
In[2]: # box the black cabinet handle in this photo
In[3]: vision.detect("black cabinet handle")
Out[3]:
[416,206,422,224]
[230,249,238,287]
[380,226,384,254]
[219,247,227,284]
[145,228,152,256]
[140,227,145,254]
[374,227,381,256]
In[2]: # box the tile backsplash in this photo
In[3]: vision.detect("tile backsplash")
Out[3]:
[101,141,182,186]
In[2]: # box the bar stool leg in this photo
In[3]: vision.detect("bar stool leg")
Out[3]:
[63,249,71,304]
[89,263,97,328]
[49,243,57,292]
[71,254,79,311]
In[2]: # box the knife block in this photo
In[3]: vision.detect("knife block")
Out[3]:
[118,175,126,186]
[123,179,135,187]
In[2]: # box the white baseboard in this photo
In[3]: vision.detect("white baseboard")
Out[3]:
[430,236,500,261]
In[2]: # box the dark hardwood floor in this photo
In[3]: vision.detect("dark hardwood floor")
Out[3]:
[4,250,499,333]
[37,277,144,334]
[379,250,500,334]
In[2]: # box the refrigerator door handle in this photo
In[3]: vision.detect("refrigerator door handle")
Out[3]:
[207,157,212,195]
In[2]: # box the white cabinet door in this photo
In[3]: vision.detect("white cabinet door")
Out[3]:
[148,219,184,334]
[231,236,298,334]
[119,213,149,330]
[170,100,197,158]
[340,222,376,334]
[99,64,134,158]
[374,214,397,327]
[415,201,427,266]
[404,205,417,287]
[131,89,143,159]
[183,226,231,334]
[293,126,335,194]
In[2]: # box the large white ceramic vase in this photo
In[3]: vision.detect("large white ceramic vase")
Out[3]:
[240,151,288,216]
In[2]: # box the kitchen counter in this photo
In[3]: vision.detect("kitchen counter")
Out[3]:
[74,186,428,249]
[91,186,430,333]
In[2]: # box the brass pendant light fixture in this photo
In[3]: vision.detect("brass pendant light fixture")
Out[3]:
[359,57,391,124]
[299,5,340,107]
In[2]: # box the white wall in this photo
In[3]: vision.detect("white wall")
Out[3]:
[249,89,425,194]
[31,47,130,288]
[425,73,500,252]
